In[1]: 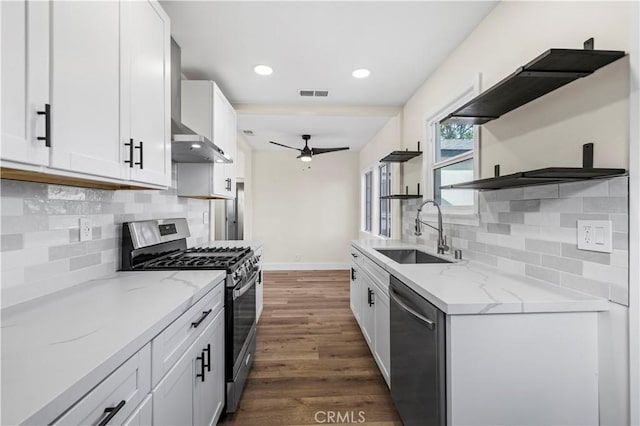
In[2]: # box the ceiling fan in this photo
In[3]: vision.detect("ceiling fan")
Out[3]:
[269,134,349,162]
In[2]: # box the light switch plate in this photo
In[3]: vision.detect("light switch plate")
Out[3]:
[577,220,612,253]
[79,217,92,242]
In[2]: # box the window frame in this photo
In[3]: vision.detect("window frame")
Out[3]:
[423,75,481,221]
[364,170,372,232]
[378,163,391,238]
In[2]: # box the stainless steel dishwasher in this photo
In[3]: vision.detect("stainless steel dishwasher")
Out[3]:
[390,275,446,426]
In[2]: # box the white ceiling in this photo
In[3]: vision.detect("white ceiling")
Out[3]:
[161,1,497,152]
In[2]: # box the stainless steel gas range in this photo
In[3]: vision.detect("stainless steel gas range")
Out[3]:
[120,218,258,413]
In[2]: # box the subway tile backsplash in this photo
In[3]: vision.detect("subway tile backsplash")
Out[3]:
[402,176,629,305]
[0,164,210,308]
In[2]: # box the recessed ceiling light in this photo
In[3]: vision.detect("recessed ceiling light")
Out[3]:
[352,68,371,79]
[254,65,273,76]
[191,143,201,149]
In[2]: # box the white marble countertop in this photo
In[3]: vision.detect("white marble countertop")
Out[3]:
[198,240,263,252]
[352,239,608,315]
[1,270,226,426]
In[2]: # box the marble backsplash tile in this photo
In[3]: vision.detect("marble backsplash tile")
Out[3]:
[0,164,210,308]
[402,176,629,306]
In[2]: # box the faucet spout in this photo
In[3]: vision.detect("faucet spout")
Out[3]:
[415,199,449,254]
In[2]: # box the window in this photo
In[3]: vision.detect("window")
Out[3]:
[364,171,372,232]
[425,78,480,214]
[432,122,475,207]
[379,163,391,237]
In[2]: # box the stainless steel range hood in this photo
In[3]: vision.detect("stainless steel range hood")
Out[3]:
[171,38,232,164]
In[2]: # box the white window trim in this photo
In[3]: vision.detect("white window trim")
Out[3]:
[421,74,481,226]
[378,163,392,238]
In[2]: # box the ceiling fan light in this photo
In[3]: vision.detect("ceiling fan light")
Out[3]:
[300,154,312,162]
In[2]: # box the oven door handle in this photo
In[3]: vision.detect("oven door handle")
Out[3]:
[233,271,258,301]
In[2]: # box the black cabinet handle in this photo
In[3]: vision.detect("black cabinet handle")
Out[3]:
[124,139,134,168]
[98,400,126,426]
[37,104,51,147]
[351,268,356,280]
[351,253,358,258]
[191,309,212,328]
[203,343,211,372]
[196,353,205,382]
[367,288,374,307]
[135,141,143,169]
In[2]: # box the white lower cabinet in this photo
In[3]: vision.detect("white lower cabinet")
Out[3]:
[123,395,153,426]
[350,246,391,387]
[53,344,151,426]
[153,308,225,426]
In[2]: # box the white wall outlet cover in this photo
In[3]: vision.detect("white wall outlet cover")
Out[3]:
[80,218,92,242]
[203,211,209,224]
[577,220,612,253]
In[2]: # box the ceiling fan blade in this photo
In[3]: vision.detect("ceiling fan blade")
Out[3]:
[311,147,350,155]
[269,141,302,151]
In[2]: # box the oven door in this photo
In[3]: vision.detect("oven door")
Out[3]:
[227,270,257,377]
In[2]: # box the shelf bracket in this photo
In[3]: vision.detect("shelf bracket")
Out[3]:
[584,38,594,50]
[583,143,594,169]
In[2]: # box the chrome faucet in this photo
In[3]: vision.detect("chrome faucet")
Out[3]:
[415,199,449,254]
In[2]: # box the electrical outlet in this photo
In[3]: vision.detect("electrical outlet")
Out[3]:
[203,212,209,224]
[80,218,92,242]
[577,220,612,253]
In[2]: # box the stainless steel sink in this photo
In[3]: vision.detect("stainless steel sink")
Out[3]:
[375,249,452,264]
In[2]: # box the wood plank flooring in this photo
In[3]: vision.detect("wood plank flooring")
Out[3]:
[219,270,402,426]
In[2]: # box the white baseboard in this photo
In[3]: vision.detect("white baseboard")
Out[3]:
[262,263,349,271]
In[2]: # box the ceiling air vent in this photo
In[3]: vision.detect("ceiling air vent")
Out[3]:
[242,130,255,136]
[299,89,329,97]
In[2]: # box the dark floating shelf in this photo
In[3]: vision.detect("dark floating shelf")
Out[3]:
[442,143,626,190]
[380,141,422,163]
[381,184,422,200]
[380,194,423,200]
[442,168,626,190]
[380,151,422,163]
[442,42,625,125]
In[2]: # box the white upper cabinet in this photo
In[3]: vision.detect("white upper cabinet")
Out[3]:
[178,81,237,199]
[122,0,171,187]
[48,1,123,179]
[0,0,171,190]
[1,0,50,167]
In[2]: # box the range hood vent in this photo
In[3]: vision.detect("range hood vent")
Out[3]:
[170,38,232,164]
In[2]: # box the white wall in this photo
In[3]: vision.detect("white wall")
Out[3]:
[253,150,359,269]
[358,113,404,240]
[402,1,632,191]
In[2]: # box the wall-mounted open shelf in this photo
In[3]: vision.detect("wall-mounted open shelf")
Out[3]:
[442,39,625,125]
[381,184,422,200]
[442,144,625,190]
[380,141,422,163]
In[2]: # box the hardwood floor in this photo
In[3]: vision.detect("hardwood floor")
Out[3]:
[219,270,402,426]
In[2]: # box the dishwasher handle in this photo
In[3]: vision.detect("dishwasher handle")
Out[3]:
[389,288,436,330]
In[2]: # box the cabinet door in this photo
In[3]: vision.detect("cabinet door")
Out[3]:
[152,347,195,426]
[1,0,49,166]
[49,1,124,179]
[225,103,237,198]
[212,86,229,198]
[360,274,375,348]
[122,394,152,426]
[350,264,360,324]
[373,288,391,386]
[124,0,171,187]
[193,310,225,426]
